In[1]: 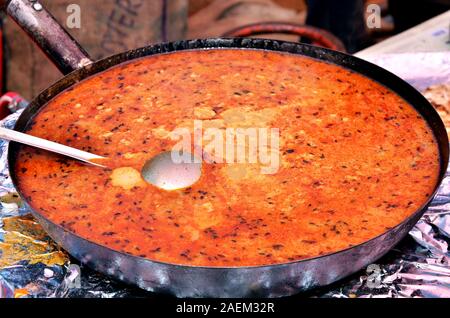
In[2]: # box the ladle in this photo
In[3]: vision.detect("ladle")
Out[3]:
[0,127,201,190]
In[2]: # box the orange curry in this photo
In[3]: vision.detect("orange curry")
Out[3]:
[14,49,440,266]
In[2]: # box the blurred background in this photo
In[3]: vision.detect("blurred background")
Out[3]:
[189,0,448,51]
[1,0,449,100]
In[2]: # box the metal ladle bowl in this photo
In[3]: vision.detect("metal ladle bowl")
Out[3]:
[141,151,202,190]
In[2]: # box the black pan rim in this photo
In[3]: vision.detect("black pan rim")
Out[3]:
[7,37,449,271]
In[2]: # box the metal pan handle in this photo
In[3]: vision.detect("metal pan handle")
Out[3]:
[1,0,92,75]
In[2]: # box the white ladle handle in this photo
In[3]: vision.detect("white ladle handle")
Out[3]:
[0,127,105,167]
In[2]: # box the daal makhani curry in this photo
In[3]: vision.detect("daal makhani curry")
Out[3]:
[15,49,440,266]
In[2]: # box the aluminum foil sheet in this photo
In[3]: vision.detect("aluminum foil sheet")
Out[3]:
[0,88,449,298]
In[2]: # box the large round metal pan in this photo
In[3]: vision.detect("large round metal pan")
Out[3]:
[3,0,449,297]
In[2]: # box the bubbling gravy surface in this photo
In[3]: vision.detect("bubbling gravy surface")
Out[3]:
[15,49,440,266]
